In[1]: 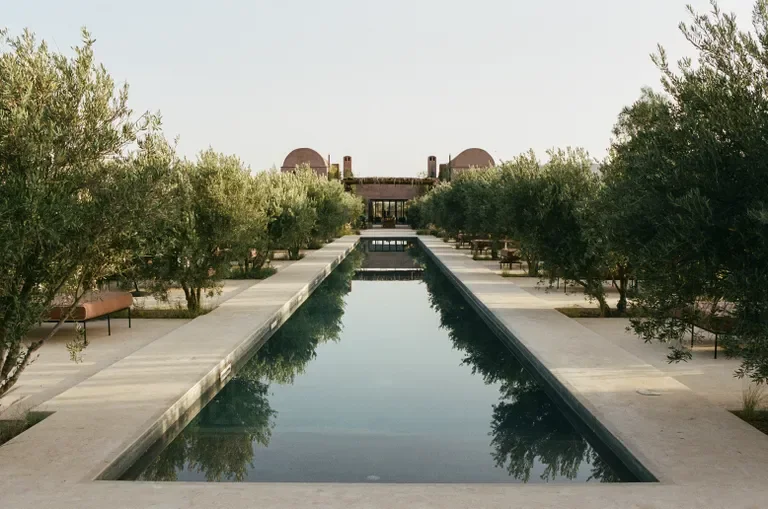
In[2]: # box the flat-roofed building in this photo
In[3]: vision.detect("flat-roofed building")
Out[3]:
[277,148,495,225]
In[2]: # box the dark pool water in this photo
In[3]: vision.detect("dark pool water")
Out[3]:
[124,245,635,483]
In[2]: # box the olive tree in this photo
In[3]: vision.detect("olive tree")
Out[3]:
[0,29,165,397]
[495,151,543,275]
[500,149,615,315]
[453,168,506,256]
[264,169,317,260]
[305,169,363,245]
[141,150,266,311]
[418,182,464,238]
[609,1,768,378]
[405,197,425,229]
[240,173,273,274]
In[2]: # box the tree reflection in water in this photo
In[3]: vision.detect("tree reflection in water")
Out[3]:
[137,250,363,481]
[412,247,624,483]
[136,247,626,483]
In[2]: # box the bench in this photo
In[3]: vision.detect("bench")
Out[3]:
[48,291,133,344]
[499,249,523,270]
[672,302,735,359]
[471,239,492,256]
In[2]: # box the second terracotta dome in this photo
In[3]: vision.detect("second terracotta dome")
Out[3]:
[451,148,495,170]
[280,148,328,177]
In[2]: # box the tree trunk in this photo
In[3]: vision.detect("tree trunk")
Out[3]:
[616,276,628,314]
[576,278,611,318]
[613,264,629,315]
[0,337,45,398]
[187,293,198,311]
[525,256,539,276]
[0,280,32,377]
[252,251,268,271]
[0,342,21,380]
[598,294,612,317]
[182,283,198,311]
[288,245,301,260]
[0,285,87,398]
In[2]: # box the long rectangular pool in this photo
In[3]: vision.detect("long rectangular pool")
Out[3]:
[122,243,637,483]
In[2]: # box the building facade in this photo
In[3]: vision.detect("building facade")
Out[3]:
[279,148,495,224]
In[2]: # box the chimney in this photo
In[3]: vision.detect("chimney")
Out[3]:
[427,155,437,178]
[343,156,352,178]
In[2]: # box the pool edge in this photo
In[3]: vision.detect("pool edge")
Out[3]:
[415,236,659,483]
[95,237,361,481]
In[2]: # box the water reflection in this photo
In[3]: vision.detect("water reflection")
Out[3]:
[135,250,363,481]
[413,248,624,483]
[132,246,630,483]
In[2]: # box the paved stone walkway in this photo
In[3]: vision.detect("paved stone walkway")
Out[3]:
[0,267,300,417]
[441,239,748,410]
[1,232,767,508]
[0,318,189,418]
[0,238,358,505]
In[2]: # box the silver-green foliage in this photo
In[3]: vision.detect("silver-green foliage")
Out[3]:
[607,0,768,379]
[139,149,267,310]
[414,150,619,315]
[262,165,362,260]
[262,168,318,260]
[0,29,167,396]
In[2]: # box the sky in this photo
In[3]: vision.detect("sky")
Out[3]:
[2,0,757,176]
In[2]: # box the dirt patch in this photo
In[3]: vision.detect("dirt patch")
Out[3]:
[732,410,768,435]
[0,412,50,446]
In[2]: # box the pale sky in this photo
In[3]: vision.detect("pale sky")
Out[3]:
[2,0,756,176]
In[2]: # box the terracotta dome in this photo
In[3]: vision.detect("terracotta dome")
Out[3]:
[451,148,495,169]
[280,148,328,177]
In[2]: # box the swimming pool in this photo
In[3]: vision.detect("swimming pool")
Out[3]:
[123,243,636,483]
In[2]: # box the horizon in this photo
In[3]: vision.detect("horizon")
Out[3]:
[3,0,755,176]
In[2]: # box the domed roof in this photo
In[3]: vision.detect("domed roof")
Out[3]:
[281,148,328,175]
[451,148,495,169]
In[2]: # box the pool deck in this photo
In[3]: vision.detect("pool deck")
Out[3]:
[1,231,768,508]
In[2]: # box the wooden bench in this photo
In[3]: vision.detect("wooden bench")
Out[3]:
[499,249,523,270]
[49,291,133,344]
[471,239,492,256]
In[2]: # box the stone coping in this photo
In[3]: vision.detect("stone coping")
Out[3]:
[2,232,768,508]
[0,237,358,483]
[417,237,655,482]
[415,236,768,486]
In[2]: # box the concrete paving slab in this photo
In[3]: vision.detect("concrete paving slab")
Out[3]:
[417,235,768,486]
[1,232,767,508]
[0,237,358,487]
[0,318,189,418]
[0,267,293,416]
[577,318,745,410]
[437,238,748,410]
